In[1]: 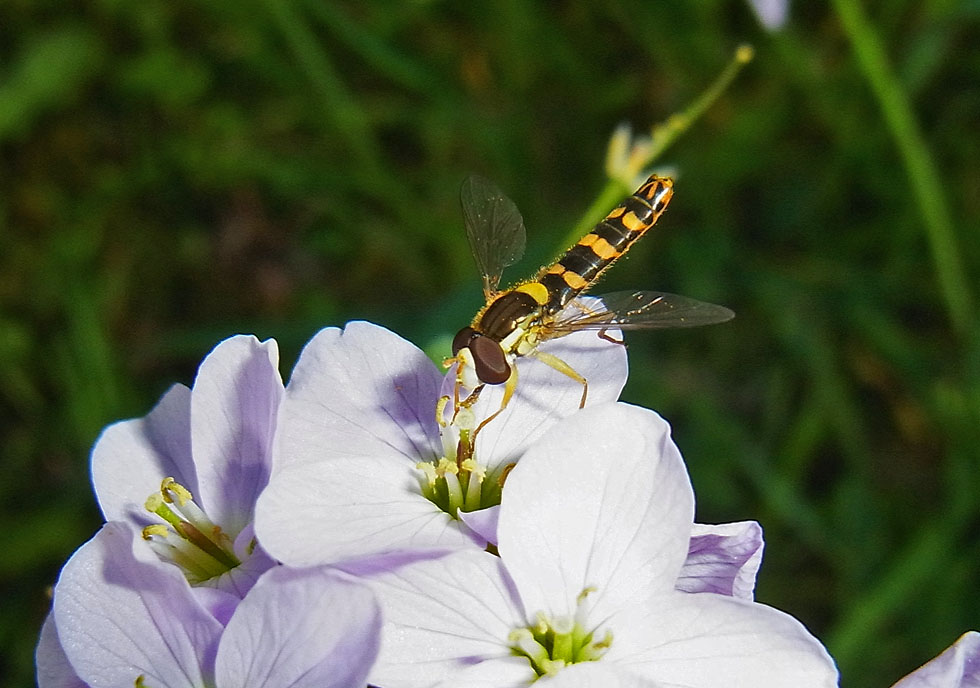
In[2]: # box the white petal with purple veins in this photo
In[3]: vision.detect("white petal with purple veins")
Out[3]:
[499,403,694,620]
[92,383,193,525]
[192,335,282,536]
[215,567,381,688]
[678,521,765,599]
[52,522,223,688]
[891,631,980,688]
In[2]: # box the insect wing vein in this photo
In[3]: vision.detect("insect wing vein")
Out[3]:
[545,290,735,333]
[460,175,527,298]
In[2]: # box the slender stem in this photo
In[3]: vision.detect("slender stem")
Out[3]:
[561,181,631,252]
[560,45,754,251]
[831,0,974,335]
[647,44,755,164]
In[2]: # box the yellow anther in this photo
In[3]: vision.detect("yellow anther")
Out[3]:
[436,457,459,476]
[144,492,164,512]
[417,461,437,482]
[142,524,168,540]
[460,458,486,483]
[160,477,193,506]
[534,611,550,633]
[594,629,613,650]
[435,395,450,428]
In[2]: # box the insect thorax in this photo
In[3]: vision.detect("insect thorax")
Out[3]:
[476,281,553,343]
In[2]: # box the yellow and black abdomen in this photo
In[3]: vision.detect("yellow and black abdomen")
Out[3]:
[537,175,674,314]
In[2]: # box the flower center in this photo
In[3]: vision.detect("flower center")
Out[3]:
[142,477,242,584]
[416,396,506,516]
[509,588,612,678]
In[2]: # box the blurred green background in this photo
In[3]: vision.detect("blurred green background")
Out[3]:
[3,1,979,686]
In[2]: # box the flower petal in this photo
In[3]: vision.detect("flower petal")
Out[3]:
[275,322,444,470]
[431,657,543,688]
[255,451,478,566]
[35,613,87,688]
[91,383,193,524]
[891,631,980,688]
[498,403,694,620]
[677,521,764,600]
[52,522,223,688]
[607,592,839,687]
[444,324,627,471]
[458,504,499,545]
[215,567,381,688]
[362,550,534,688]
[192,335,283,536]
[747,0,788,30]
[537,662,659,688]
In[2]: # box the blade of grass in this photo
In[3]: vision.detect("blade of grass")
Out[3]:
[558,45,755,251]
[304,1,445,97]
[830,0,974,336]
[260,0,383,179]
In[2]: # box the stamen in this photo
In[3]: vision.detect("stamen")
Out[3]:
[509,628,551,675]
[442,466,464,513]
[435,395,450,429]
[141,477,241,582]
[416,461,438,487]
[461,458,485,511]
[510,589,612,676]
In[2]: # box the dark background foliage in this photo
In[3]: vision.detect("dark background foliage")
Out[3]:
[2,1,979,686]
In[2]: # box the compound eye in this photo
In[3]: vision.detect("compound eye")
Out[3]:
[470,335,511,384]
[452,326,477,355]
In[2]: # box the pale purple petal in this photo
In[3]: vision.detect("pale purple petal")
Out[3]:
[677,521,764,600]
[36,613,88,688]
[192,335,283,536]
[255,450,479,566]
[191,586,243,627]
[192,526,276,604]
[213,524,277,597]
[747,0,788,29]
[91,383,193,524]
[363,550,533,688]
[431,657,542,688]
[53,522,223,688]
[498,403,694,620]
[607,592,838,687]
[537,662,658,688]
[892,631,980,688]
[215,567,381,688]
[458,504,499,545]
[274,322,444,470]
[443,324,628,471]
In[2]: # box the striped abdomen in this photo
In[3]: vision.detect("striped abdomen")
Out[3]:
[536,175,673,314]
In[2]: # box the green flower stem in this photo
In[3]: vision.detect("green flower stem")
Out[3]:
[831,0,974,335]
[559,45,754,252]
[645,44,755,167]
[561,181,633,253]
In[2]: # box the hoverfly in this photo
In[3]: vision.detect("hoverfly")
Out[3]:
[446,174,734,426]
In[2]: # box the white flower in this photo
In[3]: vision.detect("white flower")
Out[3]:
[356,402,838,687]
[255,321,626,567]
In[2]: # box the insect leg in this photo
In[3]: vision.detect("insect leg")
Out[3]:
[597,328,625,346]
[471,364,519,442]
[527,349,589,408]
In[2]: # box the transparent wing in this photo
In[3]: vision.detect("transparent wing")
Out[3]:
[460,175,527,298]
[546,290,735,333]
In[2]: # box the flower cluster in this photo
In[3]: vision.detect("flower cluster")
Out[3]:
[37,324,978,687]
